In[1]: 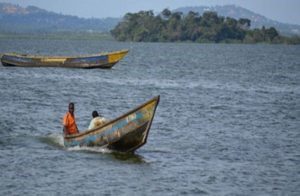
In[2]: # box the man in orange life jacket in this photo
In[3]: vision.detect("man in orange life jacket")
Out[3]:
[62,102,79,135]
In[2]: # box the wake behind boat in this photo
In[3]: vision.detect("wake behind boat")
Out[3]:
[0,49,129,69]
[64,96,160,153]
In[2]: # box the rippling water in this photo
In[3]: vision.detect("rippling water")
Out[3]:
[0,39,299,195]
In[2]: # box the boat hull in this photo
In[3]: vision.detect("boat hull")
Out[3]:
[64,96,160,153]
[1,49,129,69]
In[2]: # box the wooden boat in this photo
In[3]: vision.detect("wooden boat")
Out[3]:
[64,96,160,153]
[0,49,129,69]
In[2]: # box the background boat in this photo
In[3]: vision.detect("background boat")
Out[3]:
[64,96,160,153]
[0,49,129,68]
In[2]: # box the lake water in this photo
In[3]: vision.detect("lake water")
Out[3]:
[0,39,299,195]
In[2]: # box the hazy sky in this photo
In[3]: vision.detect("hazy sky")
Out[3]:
[1,0,300,25]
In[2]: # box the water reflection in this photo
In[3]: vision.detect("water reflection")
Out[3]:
[109,151,146,163]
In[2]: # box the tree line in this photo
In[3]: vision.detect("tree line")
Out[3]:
[111,9,300,44]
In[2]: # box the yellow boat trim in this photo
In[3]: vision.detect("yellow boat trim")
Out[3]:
[41,58,66,63]
[108,50,129,63]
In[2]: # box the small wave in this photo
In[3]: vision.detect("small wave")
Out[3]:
[67,145,112,153]
[42,133,112,153]
[41,133,64,147]
[140,147,173,154]
[87,77,202,90]
[210,105,229,110]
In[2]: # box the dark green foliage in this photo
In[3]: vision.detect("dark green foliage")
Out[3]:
[111,9,300,44]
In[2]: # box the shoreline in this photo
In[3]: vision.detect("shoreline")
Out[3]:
[0,32,114,41]
[0,32,299,44]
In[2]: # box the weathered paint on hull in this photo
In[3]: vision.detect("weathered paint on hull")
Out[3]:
[0,49,128,69]
[64,96,160,153]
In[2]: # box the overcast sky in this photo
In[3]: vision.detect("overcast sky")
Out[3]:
[1,0,300,25]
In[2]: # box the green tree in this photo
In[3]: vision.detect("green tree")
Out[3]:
[238,18,251,29]
[265,27,279,42]
[161,8,172,19]
[110,8,291,44]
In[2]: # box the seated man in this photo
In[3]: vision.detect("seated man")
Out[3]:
[88,110,108,130]
[62,102,79,135]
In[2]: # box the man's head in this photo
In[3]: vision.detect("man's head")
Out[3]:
[92,111,99,118]
[69,102,75,114]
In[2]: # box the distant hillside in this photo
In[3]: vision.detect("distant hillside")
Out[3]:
[0,3,120,33]
[1,3,299,36]
[175,5,300,36]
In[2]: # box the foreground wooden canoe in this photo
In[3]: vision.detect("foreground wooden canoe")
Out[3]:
[0,49,129,69]
[64,96,160,153]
